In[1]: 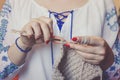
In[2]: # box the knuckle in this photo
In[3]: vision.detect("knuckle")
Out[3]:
[100,49,106,55]
[28,32,33,36]
[41,23,48,27]
[29,21,37,26]
[85,54,93,59]
[99,56,105,61]
[97,56,105,64]
[36,33,42,37]
[48,18,53,23]
[31,21,37,24]
[93,47,98,53]
[96,46,106,55]
[100,39,106,46]
[36,33,41,37]
[25,25,31,30]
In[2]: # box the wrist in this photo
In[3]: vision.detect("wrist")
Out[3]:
[15,37,32,53]
[19,37,33,49]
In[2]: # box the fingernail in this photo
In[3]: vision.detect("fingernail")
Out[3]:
[72,37,77,41]
[50,32,53,37]
[63,43,70,48]
[46,40,50,44]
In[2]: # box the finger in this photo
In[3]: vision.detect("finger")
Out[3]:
[20,25,35,46]
[31,22,42,40]
[35,38,44,44]
[39,20,51,43]
[22,24,34,38]
[39,17,53,35]
[76,51,104,61]
[68,43,105,55]
[72,36,105,46]
[31,19,51,43]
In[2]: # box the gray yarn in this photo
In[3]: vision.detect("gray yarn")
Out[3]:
[52,46,103,80]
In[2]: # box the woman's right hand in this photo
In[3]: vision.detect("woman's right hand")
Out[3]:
[8,17,53,65]
[19,16,53,48]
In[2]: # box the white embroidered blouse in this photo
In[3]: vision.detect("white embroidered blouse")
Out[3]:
[0,0,119,80]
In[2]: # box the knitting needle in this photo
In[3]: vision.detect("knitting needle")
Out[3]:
[51,38,67,44]
[11,29,67,44]
[11,29,28,36]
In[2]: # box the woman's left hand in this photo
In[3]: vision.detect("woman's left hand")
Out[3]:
[64,36,114,70]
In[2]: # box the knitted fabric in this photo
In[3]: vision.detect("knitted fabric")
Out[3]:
[52,46,103,80]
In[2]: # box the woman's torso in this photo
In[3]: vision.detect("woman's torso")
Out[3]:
[7,0,115,80]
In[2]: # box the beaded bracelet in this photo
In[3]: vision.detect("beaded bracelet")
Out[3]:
[15,37,32,53]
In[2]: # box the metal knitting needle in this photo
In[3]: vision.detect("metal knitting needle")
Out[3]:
[50,38,67,44]
[11,29,28,36]
[11,29,67,44]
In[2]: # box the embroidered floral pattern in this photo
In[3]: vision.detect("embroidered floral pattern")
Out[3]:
[0,0,11,17]
[0,0,11,53]
[115,37,120,52]
[0,19,10,53]
[0,63,18,79]
[104,37,120,80]
[0,0,119,80]
[103,7,120,80]
[2,56,8,62]
[105,8,118,31]
[0,0,19,79]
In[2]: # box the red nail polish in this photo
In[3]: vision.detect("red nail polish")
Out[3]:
[72,37,77,41]
[46,40,50,44]
[64,43,70,48]
[51,32,53,37]
[51,35,55,39]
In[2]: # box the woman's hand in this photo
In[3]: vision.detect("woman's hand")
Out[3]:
[64,36,114,70]
[19,16,53,48]
[8,17,53,65]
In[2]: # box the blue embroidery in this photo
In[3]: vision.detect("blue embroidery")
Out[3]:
[105,8,118,31]
[112,69,120,78]
[49,11,73,32]
[0,63,18,79]
[2,56,8,62]
[109,66,116,71]
[103,71,109,80]
[114,37,120,52]
[0,19,10,53]
[105,36,120,79]
[0,1,11,53]
[114,55,120,64]
[114,72,119,77]
[0,2,11,17]
[0,1,18,79]
[0,19,8,41]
